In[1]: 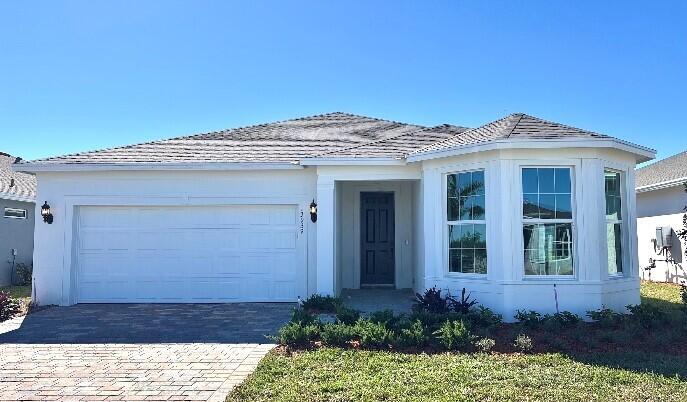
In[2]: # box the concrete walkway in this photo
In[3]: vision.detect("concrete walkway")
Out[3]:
[0,303,294,401]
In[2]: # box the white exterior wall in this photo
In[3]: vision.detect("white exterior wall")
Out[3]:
[32,169,317,306]
[636,186,686,283]
[419,147,640,321]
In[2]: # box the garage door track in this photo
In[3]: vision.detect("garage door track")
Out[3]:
[0,303,293,401]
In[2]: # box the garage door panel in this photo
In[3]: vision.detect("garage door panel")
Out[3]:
[76,205,305,303]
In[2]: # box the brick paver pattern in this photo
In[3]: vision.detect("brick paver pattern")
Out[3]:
[0,303,293,401]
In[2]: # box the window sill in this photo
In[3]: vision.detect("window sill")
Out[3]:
[445,273,489,280]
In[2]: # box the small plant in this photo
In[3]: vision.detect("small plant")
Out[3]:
[415,287,450,313]
[433,320,475,351]
[274,322,319,345]
[626,303,668,328]
[14,263,32,286]
[514,333,533,353]
[449,288,478,314]
[514,310,543,329]
[0,292,21,322]
[291,308,316,325]
[680,282,687,307]
[586,307,622,327]
[301,294,342,313]
[335,307,360,325]
[474,337,496,353]
[368,309,396,325]
[395,319,428,348]
[320,323,357,347]
[355,319,394,348]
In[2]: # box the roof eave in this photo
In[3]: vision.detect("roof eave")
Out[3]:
[299,157,407,166]
[0,192,35,203]
[636,178,687,193]
[407,138,656,163]
[13,161,305,173]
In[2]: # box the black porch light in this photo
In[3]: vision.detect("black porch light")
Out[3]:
[309,199,318,223]
[41,201,53,224]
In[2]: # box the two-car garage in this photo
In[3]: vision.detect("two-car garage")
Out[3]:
[75,204,307,303]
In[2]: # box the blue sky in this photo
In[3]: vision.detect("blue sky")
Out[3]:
[1,1,685,162]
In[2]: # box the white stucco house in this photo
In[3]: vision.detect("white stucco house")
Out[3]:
[636,151,687,283]
[15,112,655,319]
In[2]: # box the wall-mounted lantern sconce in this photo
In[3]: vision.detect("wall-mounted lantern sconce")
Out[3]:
[309,199,317,223]
[41,201,53,224]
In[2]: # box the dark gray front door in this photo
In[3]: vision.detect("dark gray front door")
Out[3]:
[360,192,395,285]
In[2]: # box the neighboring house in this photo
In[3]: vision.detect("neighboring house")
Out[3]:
[15,112,654,318]
[0,152,36,286]
[635,151,687,283]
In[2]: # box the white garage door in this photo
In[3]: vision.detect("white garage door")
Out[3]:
[76,205,306,303]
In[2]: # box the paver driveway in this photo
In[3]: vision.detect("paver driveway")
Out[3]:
[0,303,293,401]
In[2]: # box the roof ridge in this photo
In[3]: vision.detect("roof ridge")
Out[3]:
[504,113,525,138]
[310,125,432,158]
[515,113,608,138]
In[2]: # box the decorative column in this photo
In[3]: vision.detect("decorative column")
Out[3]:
[316,177,336,295]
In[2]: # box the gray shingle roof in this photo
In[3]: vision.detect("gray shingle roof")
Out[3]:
[24,113,423,165]
[636,150,687,189]
[0,153,36,201]
[18,112,644,167]
[411,113,611,155]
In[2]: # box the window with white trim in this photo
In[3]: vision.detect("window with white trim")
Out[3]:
[447,170,486,274]
[4,208,27,219]
[522,167,574,276]
[605,169,623,275]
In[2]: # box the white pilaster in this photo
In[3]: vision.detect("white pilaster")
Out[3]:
[316,177,336,295]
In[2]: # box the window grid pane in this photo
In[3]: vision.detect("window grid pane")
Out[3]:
[604,170,623,274]
[522,168,572,221]
[523,223,573,276]
[447,169,487,274]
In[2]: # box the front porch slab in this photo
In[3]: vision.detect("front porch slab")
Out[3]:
[340,289,416,314]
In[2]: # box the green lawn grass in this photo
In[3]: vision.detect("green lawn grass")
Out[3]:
[228,281,687,402]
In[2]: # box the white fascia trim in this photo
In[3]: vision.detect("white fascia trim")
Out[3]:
[13,162,305,173]
[0,193,35,203]
[299,157,407,166]
[636,177,687,193]
[407,138,656,163]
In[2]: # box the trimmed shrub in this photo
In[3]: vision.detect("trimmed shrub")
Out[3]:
[0,292,21,322]
[514,333,533,353]
[355,319,394,348]
[275,322,319,345]
[626,303,668,328]
[474,337,496,353]
[433,320,475,351]
[586,308,622,327]
[514,310,543,329]
[335,307,360,325]
[395,319,428,348]
[543,311,580,330]
[301,294,342,313]
[415,287,450,313]
[368,309,396,325]
[466,306,502,330]
[14,263,32,286]
[291,308,316,325]
[321,323,357,347]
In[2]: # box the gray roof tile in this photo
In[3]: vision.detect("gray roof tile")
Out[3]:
[636,150,687,189]
[411,113,611,155]
[0,153,36,201]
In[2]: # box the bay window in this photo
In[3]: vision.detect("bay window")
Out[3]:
[605,169,623,275]
[447,170,487,274]
[522,167,574,276]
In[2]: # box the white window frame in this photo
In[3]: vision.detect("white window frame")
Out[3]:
[604,167,626,278]
[444,167,488,277]
[4,207,27,219]
[520,165,578,279]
